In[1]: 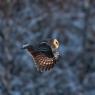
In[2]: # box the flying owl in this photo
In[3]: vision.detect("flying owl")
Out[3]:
[22,39,60,71]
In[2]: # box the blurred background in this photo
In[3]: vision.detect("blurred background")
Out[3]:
[0,0,95,95]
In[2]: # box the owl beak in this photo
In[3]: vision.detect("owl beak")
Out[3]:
[22,44,31,49]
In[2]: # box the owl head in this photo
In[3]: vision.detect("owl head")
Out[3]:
[49,39,59,49]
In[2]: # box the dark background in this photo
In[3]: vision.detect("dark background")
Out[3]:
[0,0,95,95]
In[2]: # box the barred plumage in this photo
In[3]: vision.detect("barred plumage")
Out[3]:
[22,39,59,71]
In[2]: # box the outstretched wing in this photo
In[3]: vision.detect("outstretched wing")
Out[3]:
[23,42,56,71]
[36,42,54,58]
[32,53,56,71]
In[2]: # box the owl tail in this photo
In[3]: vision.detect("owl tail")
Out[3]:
[22,44,31,49]
[22,44,34,53]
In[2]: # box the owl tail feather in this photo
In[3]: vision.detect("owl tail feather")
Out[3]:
[22,44,34,52]
[22,44,37,56]
[22,44,30,49]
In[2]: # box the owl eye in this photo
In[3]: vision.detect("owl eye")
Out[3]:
[53,39,59,48]
[55,41,58,45]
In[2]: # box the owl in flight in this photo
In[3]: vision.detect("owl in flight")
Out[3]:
[22,39,60,71]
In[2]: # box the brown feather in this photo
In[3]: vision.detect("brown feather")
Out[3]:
[32,53,56,71]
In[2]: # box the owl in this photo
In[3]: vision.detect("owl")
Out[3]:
[22,39,60,71]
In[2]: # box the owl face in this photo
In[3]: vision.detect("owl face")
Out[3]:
[50,39,59,49]
[22,39,60,71]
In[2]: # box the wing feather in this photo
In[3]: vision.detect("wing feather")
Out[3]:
[33,53,56,71]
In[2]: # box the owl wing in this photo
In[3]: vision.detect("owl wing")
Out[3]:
[25,42,56,71]
[32,52,56,71]
[36,42,54,58]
